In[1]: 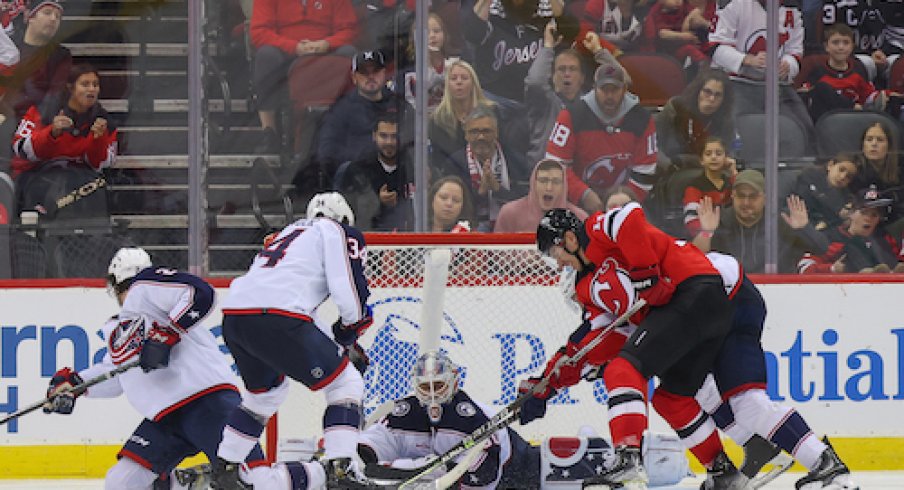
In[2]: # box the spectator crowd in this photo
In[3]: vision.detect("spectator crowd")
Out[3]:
[2,0,904,277]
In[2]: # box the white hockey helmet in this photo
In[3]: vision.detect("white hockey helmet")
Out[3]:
[107,247,152,295]
[412,351,461,424]
[306,192,355,226]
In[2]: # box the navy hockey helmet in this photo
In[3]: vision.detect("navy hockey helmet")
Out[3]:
[537,208,585,256]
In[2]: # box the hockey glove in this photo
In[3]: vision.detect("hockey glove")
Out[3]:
[542,346,585,391]
[332,306,374,347]
[346,342,370,375]
[139,322,181,372]
[629,265,675,306]
[517,377,554,425]
[44,367,84,414]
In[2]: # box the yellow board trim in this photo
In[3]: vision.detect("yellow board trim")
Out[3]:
[0,446,208,478]
[1,438,903,478]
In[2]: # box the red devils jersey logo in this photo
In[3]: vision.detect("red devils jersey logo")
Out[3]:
[587,258,634,317]
[747,30,790,55]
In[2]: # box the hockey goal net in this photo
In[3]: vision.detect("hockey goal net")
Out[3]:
[267,233,609,459]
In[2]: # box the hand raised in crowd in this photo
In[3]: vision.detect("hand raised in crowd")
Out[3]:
[90,117,108,138]
[582,31,604,55]
[379,184,398,207]
[871,49,887,68]
[581,189,604,214]
[831,254,847,273]
[781,195,809,230]
[543,18,562,49]
[726,157,738,178]
[686,8,711,30]
[51,110,73,138]
[697,195,721,233]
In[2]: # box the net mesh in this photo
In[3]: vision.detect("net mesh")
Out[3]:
[274,239,607,448]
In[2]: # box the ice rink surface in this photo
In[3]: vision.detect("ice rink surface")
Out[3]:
[0,471,901,489]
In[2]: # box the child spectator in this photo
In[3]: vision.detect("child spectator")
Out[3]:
[644,0,708,72]
[401,12,458,115]
[682,137,734,235]
[799,186,904,274]
[428,175,475,233]
[800,23,894,122]
[789,153,857,231]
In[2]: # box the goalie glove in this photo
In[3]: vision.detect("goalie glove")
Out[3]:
[332,305,374,347]
[139,322,181,372]
[517,377,554,425]
[44,367,84,414]
[629,265,674,306]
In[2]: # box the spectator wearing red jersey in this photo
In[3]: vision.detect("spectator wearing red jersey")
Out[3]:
[11,63,117,219]
[682,136,735,236]
[801,23,899,122]
[643,0,708,72]
[545,50,658,214]
[798,186,904,274]
[249,0,358,153]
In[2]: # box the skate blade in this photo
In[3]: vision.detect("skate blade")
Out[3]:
[750,452,793,489]
[583,481,648,490]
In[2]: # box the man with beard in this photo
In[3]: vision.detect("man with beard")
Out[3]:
[336,111,414,231]
[693,169,825,273]
[440,105,530,231]
[462,0,545,102]
[545,51,658,214]
[316,50,412,181]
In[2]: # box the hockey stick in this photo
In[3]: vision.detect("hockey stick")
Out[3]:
[0,359,140,425]
[366,299,648,487]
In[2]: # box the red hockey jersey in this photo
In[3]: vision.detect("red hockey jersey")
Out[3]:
[583,202,719,286]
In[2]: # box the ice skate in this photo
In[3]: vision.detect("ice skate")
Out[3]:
[582,446,648,490]
[174,463,211,490]
[324,457,381,489]
[210,457,251,490]
[740,435,793,488]
[795,437,859,490]
[700,452,750,490]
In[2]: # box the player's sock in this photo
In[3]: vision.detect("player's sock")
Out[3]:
[603,357,648,448]
[652,388,723,468]
[322,401,362,459]
[218,406,267,463]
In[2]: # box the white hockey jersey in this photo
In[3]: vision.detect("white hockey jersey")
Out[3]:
[80,268,238,421]
[706,252,743,298]
[709,0,804,83]
[222,218,370,326]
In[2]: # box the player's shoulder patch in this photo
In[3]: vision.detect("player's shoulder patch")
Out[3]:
[456,401,478,418]
[391,400,411,418]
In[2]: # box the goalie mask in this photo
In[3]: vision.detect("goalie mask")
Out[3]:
[412,351,461,424]
[306,192,355,226]
[107,247,152,296]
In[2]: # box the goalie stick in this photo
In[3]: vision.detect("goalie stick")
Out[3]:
[366,298,649,488]
[0,359,140,426]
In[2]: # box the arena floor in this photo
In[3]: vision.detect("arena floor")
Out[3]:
[0,471,901,489]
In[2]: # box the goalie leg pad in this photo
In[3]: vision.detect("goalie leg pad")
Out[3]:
[105,458,158,490]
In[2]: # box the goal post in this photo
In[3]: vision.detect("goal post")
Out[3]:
[266,233,611,460]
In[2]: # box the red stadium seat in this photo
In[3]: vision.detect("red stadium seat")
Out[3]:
[617,53,686,107]
[890,58,904,94]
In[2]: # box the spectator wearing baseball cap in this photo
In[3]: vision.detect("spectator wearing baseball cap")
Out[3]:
[248,0,358,154]
[315,50,413,182]
[798,185,904,273]
[544,49,657,214]
[692,169,828,273]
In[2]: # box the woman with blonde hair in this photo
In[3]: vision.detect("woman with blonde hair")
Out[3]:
[428,60,495,172]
